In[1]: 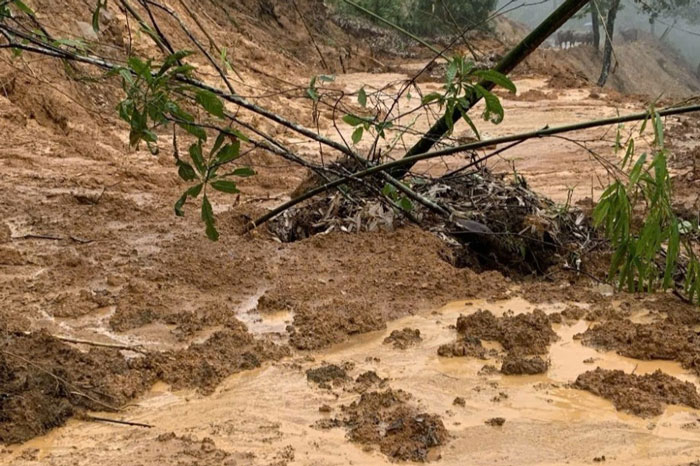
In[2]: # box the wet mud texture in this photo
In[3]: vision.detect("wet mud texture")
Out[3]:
[383,328,422,350]
[577,319,700,376]
[339,389,448,462]
[573,368,700,417]
[0,322,288,444]
[438,310,557,373]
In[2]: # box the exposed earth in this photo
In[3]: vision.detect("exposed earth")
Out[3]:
[0,1,699,465]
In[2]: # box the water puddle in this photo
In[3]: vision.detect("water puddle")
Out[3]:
[5,297,700,465]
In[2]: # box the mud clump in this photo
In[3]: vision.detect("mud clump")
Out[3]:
[289,299,386,350]
[0,330,153,444]
[383,328,422,350]
[354,370,387,393]
[340,389,448,462]
[577,320,700,376]
[153,327,289,394]
[437,335,488,359]
[485,417,506,427]
[306,364,349,387]
[500,354,549,375]
[573,368,700,417]
[456,309,558,355]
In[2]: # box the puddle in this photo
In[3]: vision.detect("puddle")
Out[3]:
[4,297,700,465]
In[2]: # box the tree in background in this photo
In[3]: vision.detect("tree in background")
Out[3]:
[328,0,497,36]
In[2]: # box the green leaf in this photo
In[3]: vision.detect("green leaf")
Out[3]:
[210,132,226,157]
[211,180,240,193]
[474,84,504,124]
[351,126,364,145]
[358,87,367,107]
[232,167,256,177]
[342,114,365,127]
[92,0,106,32]
[177,160,197,181]
[177,122,207,141]
[127,56,150,78]
[318,75,335,83]
[201,195,219,241]
[195,89,225,119]
[421,92,442,105]
[174,183,203,216]
[189,142,206,176]
[473,69,517,93]
[215,141,241,164]
[13,0,35,16]
[158,50,194,76]
[398,197,413,212]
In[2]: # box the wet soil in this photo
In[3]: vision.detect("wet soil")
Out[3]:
[383,328,422,350]
[455,309,558,355]
[577,319,700,377]
[0,0,699,463]
[339,389,448,462]
[574,368,700,417]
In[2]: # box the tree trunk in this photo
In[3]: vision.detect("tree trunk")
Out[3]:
[590,1,600,51]
[389,0,591,179]
[597,0,620,87]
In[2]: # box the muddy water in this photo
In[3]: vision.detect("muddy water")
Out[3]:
[4,298,700,466]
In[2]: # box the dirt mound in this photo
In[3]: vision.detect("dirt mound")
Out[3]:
[151,327,290,394]
[573,368,700,417]
[339,389,448,462]
[524,34,700,98]
[576,319,700,376]
[383,328,422,350]
[0,331,153,444]
[273,169,592,276]
[456,309,557,355]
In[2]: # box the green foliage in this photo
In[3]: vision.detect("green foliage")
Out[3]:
[329,0,497,36]
[381,183,414,213]
[111,50,254,241]
[593,109,700,303]
[421,55,516,137]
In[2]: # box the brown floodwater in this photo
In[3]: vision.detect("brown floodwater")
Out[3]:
[4,297,700,465]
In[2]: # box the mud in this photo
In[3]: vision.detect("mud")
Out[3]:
[0,331,152,444]
[455,309,558,355]
[574,368,700,417]
[339,389,448,462]
[383,328,422,350]
[306,363,349,387]
[577,320,700,377]
[500,354,549,375]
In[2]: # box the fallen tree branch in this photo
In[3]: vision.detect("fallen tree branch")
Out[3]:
[248,104,700,229]
[84,415,153,428]
[21,332,148,354]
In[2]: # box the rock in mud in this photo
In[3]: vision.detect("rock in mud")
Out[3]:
[383,328,422,350]
[573,368,700,417]
[340,389,448,462]
[500,353,549,375]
